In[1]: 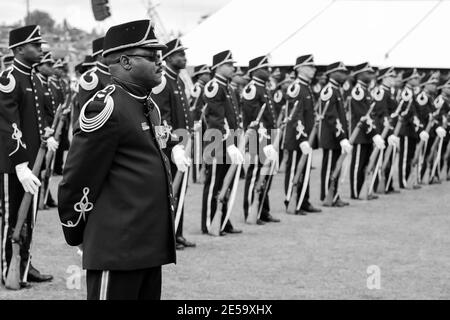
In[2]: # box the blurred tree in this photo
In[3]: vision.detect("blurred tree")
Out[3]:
[25,10,55,33]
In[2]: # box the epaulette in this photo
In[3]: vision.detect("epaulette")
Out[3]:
[152,73,167,95]
[416,92,428,106]
[286,80,300,99]
[320,83,333,101]
[79,85,115,133]
[351,83,365,101]
[273,90,283,103]
[434,95,444,109]
[0,68,16,93]
[79,68,99,91]
[204,79,219,98]
[401,87,413,102]
[242,81,257,100]
[190,82,202,99]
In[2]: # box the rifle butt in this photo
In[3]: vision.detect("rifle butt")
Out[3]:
[246,201,259,224]
[286,188,298,214]
[5,243,21,290]
[323,182,336,207]
[208,206,223,236]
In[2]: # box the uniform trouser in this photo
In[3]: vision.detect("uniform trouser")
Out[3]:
[350,143,372,199]
[243,154,271,220]
[284,150,310,208]
[320,148,341,201]
[419,137,433,180]
[398,136,417,188]
[201,159,233,233]
[1,173,36,283]
[86,266,161,300]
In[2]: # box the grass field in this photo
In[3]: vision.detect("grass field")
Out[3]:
[1,150,450,299]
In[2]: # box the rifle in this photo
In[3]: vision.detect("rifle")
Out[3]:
[440,137,450,181]
[5,139,48,290]
[323,101,377,206]
[209,104,267,235]
[377,99,412,193]
[173,135,192,233]
[38,92,74,209]
[406,114,435,189]
[247,101,299,224]
[422,134,442,185]
[286,100,330,214]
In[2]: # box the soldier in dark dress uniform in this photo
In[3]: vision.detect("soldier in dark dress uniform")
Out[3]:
[0,25,55,289]
[58,19,176,300]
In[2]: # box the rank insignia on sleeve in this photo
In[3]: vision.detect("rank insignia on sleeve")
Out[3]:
[242,82,257,100]
[416,92,428,106]
[287,81,300,99]
[351,84,364,101]
[204,80,219,98]
[79,70,99,91]
[0,70,16,93]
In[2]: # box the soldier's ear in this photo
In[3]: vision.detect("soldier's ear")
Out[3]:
[119,55,132,70]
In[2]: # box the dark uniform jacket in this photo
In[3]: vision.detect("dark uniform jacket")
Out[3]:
[372,84,397,137]
[0,59,53,173]
[398,85,420,138]
[318,79,349,150]
[75,62,111,122]
[416,90,436,137]
[151,66,193,153]
[202,74,241,161]
[58,78,176,270]
[229,82,243,128]
[241,77,277,156]
[36,72,57,125]
[349,80,378,144]
[190,79,207,122]
[272,88,287,119]
[284,76,316,151]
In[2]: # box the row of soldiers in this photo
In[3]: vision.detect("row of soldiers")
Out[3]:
[2,21,450,292]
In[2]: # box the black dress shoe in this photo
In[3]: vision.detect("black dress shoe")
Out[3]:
[301,204,322,213]
[176,243,185,250]
[385,189,400,194]
[367,194,378,200]
[333,199,349,207]
[45,198,57,208]
[20,281,32,289]
[176,236,196,248]
[256,219,266,225]
[27,266,53,283]
[260,215,280,223]
[295,209,307,216]
[219,231,227,236]
[224,227,243,234]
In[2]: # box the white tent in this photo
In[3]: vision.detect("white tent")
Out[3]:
[182,0,450,68]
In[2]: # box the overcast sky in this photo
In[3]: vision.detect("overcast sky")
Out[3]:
[0,0,230,34]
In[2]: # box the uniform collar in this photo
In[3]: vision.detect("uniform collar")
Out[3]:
[297,75,310,85]
[113,76,150,101]
[96,62,110,75]
[356,80,367,89]
[13,58,32,75]
[252,76,265,87]
[214,74,228,86]
[329,78,340,88]
[165,65,179,80]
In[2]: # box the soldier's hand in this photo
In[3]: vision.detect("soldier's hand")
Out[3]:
[419,130,430,142]
[263,144,279,162]
[171,144,189,172]
[372,134,386,150]
[249,120,259,128]
[299,141,312,155]
[436,126,446,139]
[339,139,353,154]
[46,136,59,152]
[227,144,244,165]
[387,135,400,148]
[15,162,41,195]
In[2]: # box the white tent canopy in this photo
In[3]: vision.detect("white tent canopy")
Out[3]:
[182,0,450,68]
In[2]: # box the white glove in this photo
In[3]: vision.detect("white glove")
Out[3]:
[419,130,430,142]
[299,141,312,155]
[227,144,244,164]
[15,162,41,195]
[436,126,446,139]
[46,136,59,153]
[171,144,190,172]
[387,135,400,148]
[193,121,202,131]
[372,134,386,150]
[263,144,279,162]
[339,139,353,154]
